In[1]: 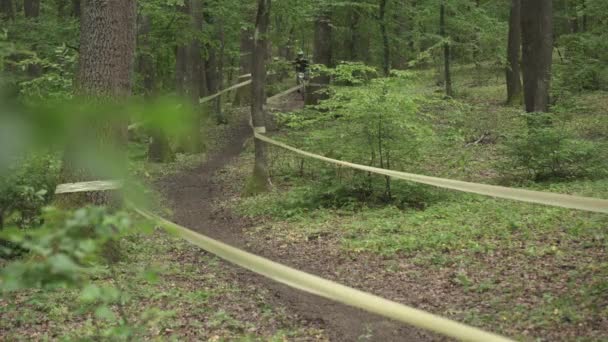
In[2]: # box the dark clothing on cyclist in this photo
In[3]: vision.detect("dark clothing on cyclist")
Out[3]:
[295,56,309,73]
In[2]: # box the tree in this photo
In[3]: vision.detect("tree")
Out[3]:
[77,0,136,98]
[440,1,453,97]
[521,0,553,113]
[506,0,522,105]
[175,0,205,153]
[0,0,14,20]
[378,0,390,76]
[60,0,137,204]
[23,0,40,18]
[306,9,332,105]
[234,5,256,106]
[137,14,174,163]
[245,0,271,195]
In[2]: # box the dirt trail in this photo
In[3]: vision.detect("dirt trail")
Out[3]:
[158,93,431,341]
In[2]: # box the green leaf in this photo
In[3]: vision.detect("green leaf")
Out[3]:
[94,305,116,321]
[48,254,81,274]
[79,284,101,303]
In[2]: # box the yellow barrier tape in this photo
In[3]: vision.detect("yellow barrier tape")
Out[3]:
[55,180,122,194]
[200,79,253,104]
[254,133,608,214]
[267,85,303,103]
[132,206,513,342]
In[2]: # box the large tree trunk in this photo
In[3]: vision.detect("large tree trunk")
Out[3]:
[521,0,553,113]
[60,0,137,205]
[440,2,453,97]
[306,11,332,105]
[77,0,136,98]
[506,0,523,105]
[379,0,390,76]
[23,0,40,18]
[245,0,271,195]
[0,0,14,20]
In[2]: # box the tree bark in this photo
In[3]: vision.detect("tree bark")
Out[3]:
[0,0,14,20]
[175,0,204,153]
[521,0,553,113]
[581,0,587,32]
[506,0,523,105]
[77,0,136,98]
[379,0,390,76]
[60,0,137,206]
[348,7,361,61]
[440,2,453,97]
[138,15,174,163]
[22,0,42,77]
[306,11,332,105]
[215,20,227,123]
[23,0,40,18]
[72,0,81,17]
[245,0,271,195]
[234,12,255,106]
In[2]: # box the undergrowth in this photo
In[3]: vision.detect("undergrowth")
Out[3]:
[234,64,608,340]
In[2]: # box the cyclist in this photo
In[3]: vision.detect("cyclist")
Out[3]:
[294,50,309,85]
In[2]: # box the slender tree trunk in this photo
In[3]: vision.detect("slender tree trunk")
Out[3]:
[306,11,332,105]
[521,0,553,113]
[506,0,523,105]
[23,0,40,18]
[21,0,42,77]
[581,0,587,32]
[234,13,255,106]
[72,0,81,17]
[0,0,14,20]
[379,0,390,76]
[138,15,173,163]
[245,0,271,195]
[440,2,453,97]
[349,8,360,61]
[175,0,204,153]
[61,0,137,205]
[214,20,227,124]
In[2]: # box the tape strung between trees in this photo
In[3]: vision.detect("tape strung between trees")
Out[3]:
[53,181,514,341]
[131,206,513,342]
[254,133,608,214]
[55,180,123,194]
[199,79,253,104]
[52,81,606,342]
[253,82,608,213]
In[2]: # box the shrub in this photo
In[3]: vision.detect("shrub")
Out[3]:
[0,154,60,230]
[500,114,606,181]
[555,33,608,93]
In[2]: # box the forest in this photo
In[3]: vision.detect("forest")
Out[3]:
[0,0,607,341]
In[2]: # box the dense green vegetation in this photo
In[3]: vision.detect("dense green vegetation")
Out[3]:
[1,0,607,340]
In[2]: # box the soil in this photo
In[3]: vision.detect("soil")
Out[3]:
[157,93,435,341]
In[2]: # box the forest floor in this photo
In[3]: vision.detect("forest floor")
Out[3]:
[218,68,607,341]
[2,70,606,341]
[156,92,435,342]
